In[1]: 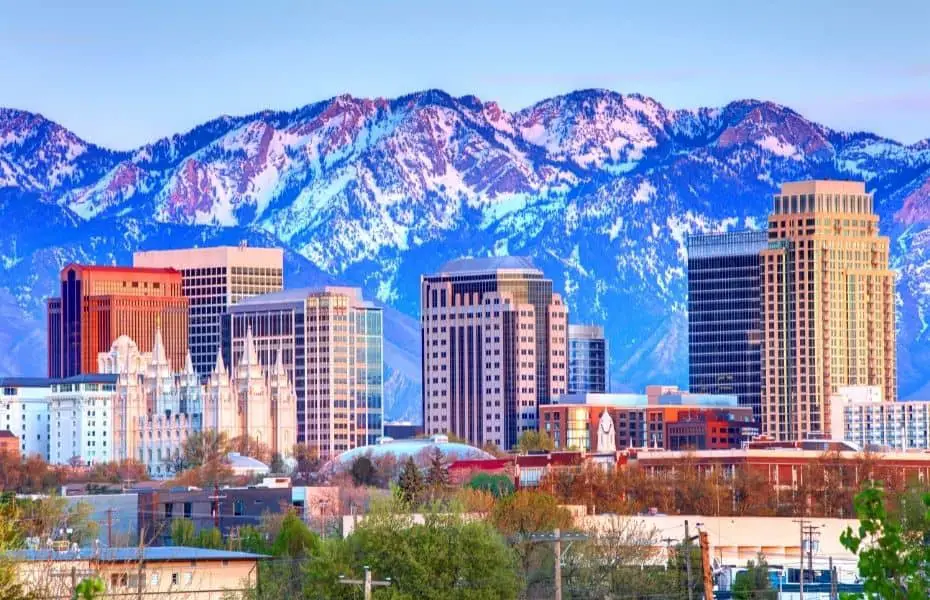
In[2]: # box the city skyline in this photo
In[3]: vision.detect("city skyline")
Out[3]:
[1,1,928,148]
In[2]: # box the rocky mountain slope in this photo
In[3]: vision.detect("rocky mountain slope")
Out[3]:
[2,90,930,419]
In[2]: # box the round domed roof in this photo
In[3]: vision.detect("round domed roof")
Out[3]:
[331,435,493,468]
[110,335,139,353]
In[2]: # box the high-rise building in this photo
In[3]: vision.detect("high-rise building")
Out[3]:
[567,325,608,394]
[133,245,284,379]
[227,287,383,459]
[420,257,568,449]
[46,264,188,378]
[760,180,896,440]
[686,230,768,423]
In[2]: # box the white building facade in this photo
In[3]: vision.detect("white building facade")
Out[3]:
[832,386,930,451]
[0,378,53,459]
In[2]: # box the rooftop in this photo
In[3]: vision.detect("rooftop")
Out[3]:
[6,546,267,563]
[0,377,52,388]
[233,286,375,309]
[52,374,119,385]
[331,436,493,467]
[553,392,739,408]
[436,256,539,274]
[61,263,180,276]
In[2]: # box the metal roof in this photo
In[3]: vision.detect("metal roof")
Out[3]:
[0,377,52,388]
[333,439,493,466]
[52,374,119,385]
[6,546,267,562]
[436,256,539,274]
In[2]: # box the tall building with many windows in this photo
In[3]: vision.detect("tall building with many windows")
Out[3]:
[133,245,284,379]
[46,264,188,378]
[227,287,383,459]
[761,180,896,440]
[420,257,568,450]
[567,325,608,394]
[687,230,768,423]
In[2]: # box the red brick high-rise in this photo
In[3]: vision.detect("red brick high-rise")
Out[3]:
[47,264,188,378]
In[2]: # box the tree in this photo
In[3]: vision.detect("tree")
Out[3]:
[397,457,424,506]
[270,513,320,558]
[841,484,930,599]
[0,500,31,600]
[230,435,272,464]
[74,576,106,600]
[232,525,271,555]
[304,506,522,600]
[292,444,322,481]
[269,453,285,474]
[195,527,224,549]
[563,517,673,600]
[424,447,450,498]
[171,518,197,547]
[467,472,515,498]
[349,456,377,487]
[732,554,777,600]
[516,430,554,453]
[491,490,573,596]
[182,430,230,468]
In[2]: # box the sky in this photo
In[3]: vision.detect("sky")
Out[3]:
[1,0,929,149]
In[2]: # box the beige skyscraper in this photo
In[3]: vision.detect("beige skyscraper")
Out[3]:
[420,257,569,450]
[760,180,896,440]
[133,244,284,379]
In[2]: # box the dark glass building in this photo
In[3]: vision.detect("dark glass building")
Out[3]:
[687,230,768,425]
[567,325,608,393]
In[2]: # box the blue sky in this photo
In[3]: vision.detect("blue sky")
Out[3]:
[2,0,928,149]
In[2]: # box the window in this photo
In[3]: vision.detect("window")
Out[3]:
[151,573,160,586]
[171,573,179,585]
[234,499,245,516]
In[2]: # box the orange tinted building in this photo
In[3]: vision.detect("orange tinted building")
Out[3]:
[47,264,188,378]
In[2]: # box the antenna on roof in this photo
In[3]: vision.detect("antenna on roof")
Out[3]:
[239,240,248,249]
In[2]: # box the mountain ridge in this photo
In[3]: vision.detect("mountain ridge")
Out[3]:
[2,88,930,421]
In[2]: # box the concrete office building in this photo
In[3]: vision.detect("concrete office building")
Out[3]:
[421,257,568,449]
[567,325,608,394]
[687,230,768,423]
[133,245,284,379]
[0,378,52,459]
[227,287,383,459]
[761,181,896,440]
[47,264,188,378]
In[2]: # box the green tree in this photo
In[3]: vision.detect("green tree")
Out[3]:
[233,525,271,555]
[424,447,449,498]
[350,456,377,487]
[0,501,31,600]
[516,430,554,453]
[74,576,105,600]
[467,472,515,498]
[270,513,320,558]
[841,484,930,599]
[305,506,522,600]
[732,554,777,600]
[397,457,424,506]
[196,527,224,549]
[171,518,197,547]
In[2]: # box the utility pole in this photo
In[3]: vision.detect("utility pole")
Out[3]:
[554,528,562,600]
[698,529,713,600]
[106,508,113,547]
[684,520,694,600]
[829,556,838,600]
[209,481,226,529]
[794,519,806,600]
[339,566,391,600]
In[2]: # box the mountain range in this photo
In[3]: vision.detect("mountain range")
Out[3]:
[2,89,930,421]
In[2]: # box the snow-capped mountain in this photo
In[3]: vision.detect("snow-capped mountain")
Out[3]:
[3,89,930,420]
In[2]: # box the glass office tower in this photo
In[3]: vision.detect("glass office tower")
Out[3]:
[567,325,608,394]
[687,230,768,424]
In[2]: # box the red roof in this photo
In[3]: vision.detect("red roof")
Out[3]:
[0,430,17,439]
